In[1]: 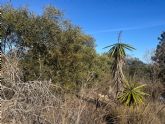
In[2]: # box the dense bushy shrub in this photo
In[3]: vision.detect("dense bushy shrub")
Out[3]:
[1,5,111,91]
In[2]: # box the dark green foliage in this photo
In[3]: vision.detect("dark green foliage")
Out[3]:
[125,57,152,80]
[152,32,165,85]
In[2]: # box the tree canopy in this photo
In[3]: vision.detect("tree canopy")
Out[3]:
[1,5,108,91]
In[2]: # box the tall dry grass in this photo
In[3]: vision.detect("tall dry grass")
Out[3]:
[1,52,165,124]
[1,53,106,124]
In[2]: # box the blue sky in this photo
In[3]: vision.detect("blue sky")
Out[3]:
[1,0,165,62]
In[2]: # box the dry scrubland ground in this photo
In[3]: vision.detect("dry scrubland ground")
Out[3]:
[1,55,165,124]
[1,5,165,124]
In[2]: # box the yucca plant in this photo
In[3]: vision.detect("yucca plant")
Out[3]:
[104,42,135,80]
[104,32,135,95]
[118,83,148,106]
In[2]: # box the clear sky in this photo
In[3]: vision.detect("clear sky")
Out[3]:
[1,0,165,62]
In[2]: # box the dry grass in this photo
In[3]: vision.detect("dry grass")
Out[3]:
[1,53,106,124]
[1,53,165,124]
[109,102,165,124]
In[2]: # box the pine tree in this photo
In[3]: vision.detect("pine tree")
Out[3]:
[152,32,165,85]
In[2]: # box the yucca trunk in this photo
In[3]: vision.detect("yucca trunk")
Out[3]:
[112,59,126,96]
